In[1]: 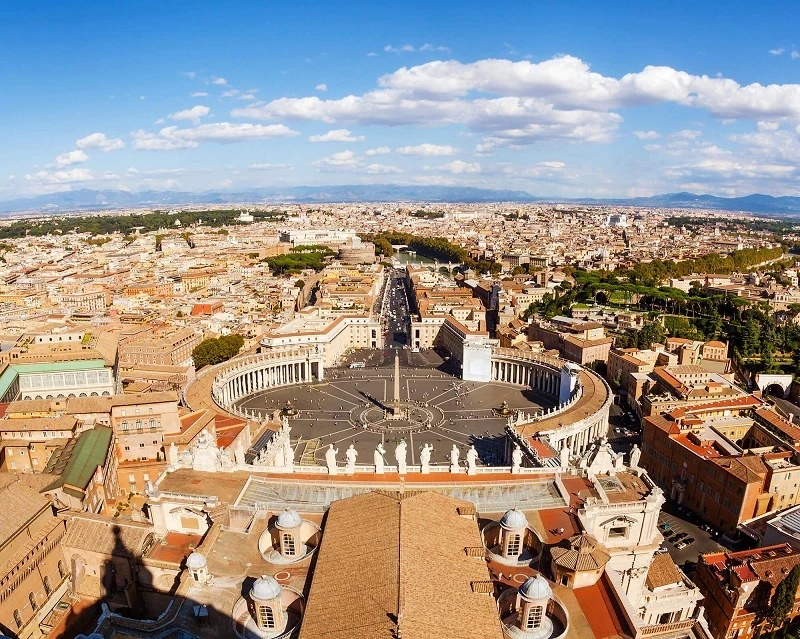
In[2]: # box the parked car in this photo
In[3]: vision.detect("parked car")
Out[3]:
[659,523,671,532]
[675,541,690,550]
[673,532,689,542]
[655,546,669,554]
[683,538,695,545]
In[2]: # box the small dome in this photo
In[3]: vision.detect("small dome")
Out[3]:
[499,508,528,530]
[186,552,207,570]
[276,508,302,530]
[251,575,282,601]
[519,575,552,602]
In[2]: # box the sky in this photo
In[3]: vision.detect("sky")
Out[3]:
[4,0,800,200]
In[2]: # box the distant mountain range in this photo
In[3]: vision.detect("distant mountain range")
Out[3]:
[3,185,800,216]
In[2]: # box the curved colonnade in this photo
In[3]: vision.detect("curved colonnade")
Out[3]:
[491,348,612,459]
[211,347,324,413]
[205,345,611,469]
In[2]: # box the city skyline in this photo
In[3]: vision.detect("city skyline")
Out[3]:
[5,1,800,200]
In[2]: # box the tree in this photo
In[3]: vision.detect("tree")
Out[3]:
[192,334,244,369]
[771,564,800,628]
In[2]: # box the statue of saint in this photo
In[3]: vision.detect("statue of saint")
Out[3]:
[168,441,179,467]
[283,440,294,471]
[395,439,408,475]
[511,444,523,474]
[450,444,460,473]
[420,443,433,474]
[629,444,641,468]
[374,443,386,474]
[466,445,479,475]
[345,444,358,474]
[560,443,570,468]
[234,440,245,466]
[325,444,338,475]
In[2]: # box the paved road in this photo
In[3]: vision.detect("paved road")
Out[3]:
[384,268,411,348]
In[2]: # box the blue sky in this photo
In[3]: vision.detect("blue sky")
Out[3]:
[4,0,800,199]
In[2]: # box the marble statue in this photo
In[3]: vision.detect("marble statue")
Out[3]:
[466,445,478,475]
[450,445,461,473]
[420,443,433,474]
[511,444,523,474]
[629,444,641,468]
[168,441,178,467]
[234,440,245,466]
[283,440,295,471]
[325,444,338,475]
[560,443,570,468]
[374,443,386,474]
[395,439,408,475]
[345,444,358,474]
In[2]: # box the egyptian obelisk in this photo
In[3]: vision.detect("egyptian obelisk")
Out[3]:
[390,352,406,419]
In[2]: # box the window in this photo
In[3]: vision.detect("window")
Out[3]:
[135,420,142,430]
[507,534,521,557]
[259,605,275,629]
[283,533,296,556]
[609,526,627,539]
[526,605,543,630]
[43,576,51,595]
[29,593,37,611]
[121,421,128,431]
[140,443,145,448]
[58,561,65,578]
[13,609,21,628]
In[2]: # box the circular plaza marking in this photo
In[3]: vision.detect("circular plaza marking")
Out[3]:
[233,358,556,468]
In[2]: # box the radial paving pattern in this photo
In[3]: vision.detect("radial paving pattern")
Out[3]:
[233,363,555,467]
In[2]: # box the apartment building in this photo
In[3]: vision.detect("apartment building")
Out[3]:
[0,474,69,639]
[528,316,613,365]
[119,327,201,367]
[696,544,800,639]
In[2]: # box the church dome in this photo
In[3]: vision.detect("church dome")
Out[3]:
[251,575,282,601]
[186,552,207,570]
[276,508,302,530]
[499,508,528,530]
[518,575,552,602]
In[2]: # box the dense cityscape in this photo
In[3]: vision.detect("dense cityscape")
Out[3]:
[9,2,800,639]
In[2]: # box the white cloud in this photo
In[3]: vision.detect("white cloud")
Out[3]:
[131,122,299,150]
[236,54,800,144]
[365,163,400,174]
[672,129,702,140]
[168,105,211,123]
[396,143,456,156]
[770,48,786,56]
[538,161,565,169]
[24,168,118,185]
[633,130,661,140]
[248,163,293,170]
[365,146,391,156]
[211,77,228,85]
[309,128,365,143]
[191,91,209,97]
[313,150,359,169]
[367,52,379,57]
[54,149,89,166]
[420,43,451,53]
[76,132,125,152]
[221,89,241,98]
[793,51,800,60]
[434,160,481,174]
[182,71,196,78]
[315,84,328,92]
[384,44,415,54]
